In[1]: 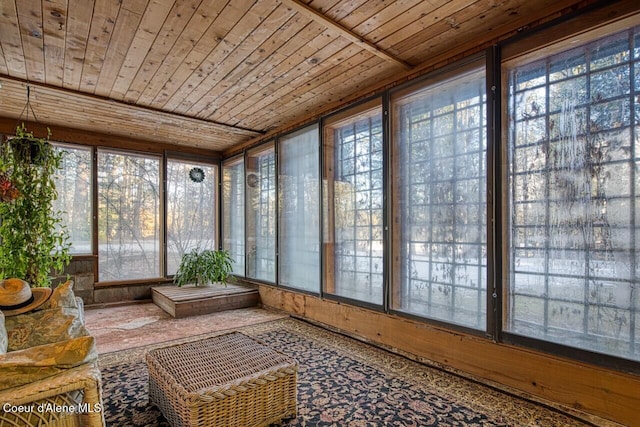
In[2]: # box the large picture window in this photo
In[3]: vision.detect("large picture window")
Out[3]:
[391,62,487,330]
[246,143,276,282]
[323,99,384,305]
[166,159,217,276]
[279,125,320,292]
[505,27,640,361]
[222,156,245,276]
[53,144,92,254]
[97,149,161,281]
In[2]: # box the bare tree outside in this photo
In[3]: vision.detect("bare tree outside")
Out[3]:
[391,63,487,330]
[53,144,92,254]
[506,29,639,361]
[166,160,216,275]
[97,150,160,281]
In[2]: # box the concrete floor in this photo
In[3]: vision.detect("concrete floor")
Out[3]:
[84,302,288,354]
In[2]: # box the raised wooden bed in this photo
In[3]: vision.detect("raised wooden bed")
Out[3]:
[151,284,260,318]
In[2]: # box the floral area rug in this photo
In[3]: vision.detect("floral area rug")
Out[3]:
[98,318,596,426]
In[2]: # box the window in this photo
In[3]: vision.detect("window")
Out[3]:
[391,62,487,330]
[166,159,217,275]
[97,149,161,281]
[53,144,92,254]
[279,125,320,292]
[505,27,640,360]
[246,143,276,282]
[222,156,245,276]
[323,99,384,305]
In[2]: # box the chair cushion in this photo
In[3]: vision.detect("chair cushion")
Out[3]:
[0,335,97,391]
[43,280,78,310]
[5,307,88,352]
[0,311,6,355]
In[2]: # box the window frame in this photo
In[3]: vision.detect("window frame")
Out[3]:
[500,17,640,372]
[164,156,218,277]
[222,154,247,278]
[96,147,164,283]
[245,140,278,284]
[388,53,494,336]
[52,141,94,256]
[277,123,322,295]
[321,95,387,311]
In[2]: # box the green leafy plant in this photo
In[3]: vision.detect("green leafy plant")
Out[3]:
[174,248,234,287]
[0,124,71,287]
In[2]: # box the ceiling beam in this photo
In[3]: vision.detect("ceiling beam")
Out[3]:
[281,0,413,71]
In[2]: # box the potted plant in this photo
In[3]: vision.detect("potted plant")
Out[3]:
[0,124,71,287]
[174,248,234,287]
[8,123,54,165]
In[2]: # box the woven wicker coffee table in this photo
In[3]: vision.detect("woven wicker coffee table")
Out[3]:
[145,332,297,427]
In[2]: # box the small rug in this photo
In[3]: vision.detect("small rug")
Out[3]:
[99,318,594,426]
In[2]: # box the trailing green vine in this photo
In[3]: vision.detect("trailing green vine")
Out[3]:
[0,124,71,287]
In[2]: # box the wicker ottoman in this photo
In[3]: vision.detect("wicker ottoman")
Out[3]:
[145,332,297,427]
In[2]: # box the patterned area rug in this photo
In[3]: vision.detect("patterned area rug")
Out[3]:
[98,318,595,426]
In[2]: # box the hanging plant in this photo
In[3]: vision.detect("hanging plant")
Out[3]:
[0,123,71,287]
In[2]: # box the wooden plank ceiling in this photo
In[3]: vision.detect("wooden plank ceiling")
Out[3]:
[0,0,589,152]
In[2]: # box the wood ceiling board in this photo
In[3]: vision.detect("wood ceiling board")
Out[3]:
[122,0,150,15]
[62,0,93,91]
[0,44,8,76]
[79,0,122,92]
[246,54,388,131]
[15,0,44,82]
[0,2,25,78]
[94,4,146,96]
[0,0,616,150]
[207,20,328,122]
[108,0,174,99]
[167,0,280,114]
[214,27,349,126]
[366,0,470,51]
[281,0,410,69]
[121,0,201,104]
[0,79,260,151]
[398,0,583,64]
[235,45,378,129]
[185,3,300,117]
[321,0,386,24]
[384,0,488,60]
[136,0,229,106]
[349,0,442,45]
[157,0,257,111]
[42,0,68,86]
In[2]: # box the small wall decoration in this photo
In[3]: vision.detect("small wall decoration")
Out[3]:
[189,167,205,183]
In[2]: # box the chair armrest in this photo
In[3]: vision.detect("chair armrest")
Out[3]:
[0,362,105,426]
